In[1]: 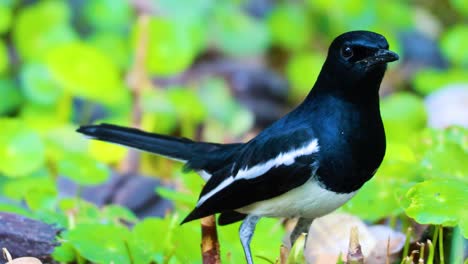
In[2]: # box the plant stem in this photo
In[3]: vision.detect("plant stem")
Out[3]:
[431,225,439,252]
[417,242,424,264]
[427,240,434,264]
[402,227,412,259]
[438,226,444,264]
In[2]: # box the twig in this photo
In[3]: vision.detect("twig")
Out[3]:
[120,14,152,173]
[201,215,221,264]
[386,236,391,264]
[2,248,12,262]
[279,245,289,264]
[346,226,364,264]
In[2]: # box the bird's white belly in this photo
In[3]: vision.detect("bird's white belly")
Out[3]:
[237,180,356,218]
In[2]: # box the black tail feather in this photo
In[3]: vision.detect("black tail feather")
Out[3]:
[77,123,197,162]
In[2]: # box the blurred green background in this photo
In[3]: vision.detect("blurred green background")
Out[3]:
[0,0,467,263]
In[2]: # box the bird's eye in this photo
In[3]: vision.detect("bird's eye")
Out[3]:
[341,46,353,59]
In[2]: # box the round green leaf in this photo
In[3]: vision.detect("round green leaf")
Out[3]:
[0,79,22,115]
[59,198,100,224]
[344,176,405,221]
[101,205,138,223]
[58,152,110,185]
[82,0,133,30]
[214,6,270,56]
[402,179,468,232]
[0,118,45,177]
[20,63,63,105]
[441,25,468,66]
[419,127,468,180]
[451,0,468,17]
[46,42,125,105]
[268,3,311,50]
[0,39,8,74]
[413,69,468,95]
[66,224,131,264]
[0,5,12,34]
[52,242,76,262]
[2,168,55,201]
[87,32,130,70]
[13,0,76,61]
[381,92,427,142]
[167,87,207,124]
[286,53,324,100]
[131,218,169,259]
[141,18,198,76]
[198,78,253,136]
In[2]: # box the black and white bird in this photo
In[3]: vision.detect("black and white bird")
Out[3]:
[77,31,399,263]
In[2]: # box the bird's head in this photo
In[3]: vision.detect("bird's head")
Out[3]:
[316,31,399,98]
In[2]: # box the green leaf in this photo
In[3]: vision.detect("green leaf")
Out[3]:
[87,32,131,70]
[0,39,8,74]
[168,87,207,124]
[140,89,178,134]
[130,216,184,263]
[0,79,22,115]
[1,168,55,201]
[156,187,197,208]
[82,0,133,30]
[20,63,63,105]
[0,202,32,217]
[441,25,468,66]
[20,101,71,132]
[451,0,468,17]
[0,118,45,177]
[286,53,325,100]
[58,152,110,186]
[402,179,468,238]
[52,242,76,262]
[141,17,199,76]
[381,92,427,142]
[287,234,305,264]
[13,0,76,61]
[268,3,311,50]
[344,176,406,221]
[213,5,270,56]
[101,205,138,223]
[59,198,101,224]
[0,4,12,34]
[46,42,126,105]
[66,223,132,264]
[419,127,468,180]
[413,69,468,95]
[198,78,253,136]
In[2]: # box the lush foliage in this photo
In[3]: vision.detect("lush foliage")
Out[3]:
[0,0,466,263]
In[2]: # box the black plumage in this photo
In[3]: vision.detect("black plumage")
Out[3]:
[77,30,399,264]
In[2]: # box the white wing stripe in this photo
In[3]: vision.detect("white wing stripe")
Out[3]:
[196,139,319,207]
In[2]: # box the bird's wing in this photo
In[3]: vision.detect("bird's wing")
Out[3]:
[181,128,320,223]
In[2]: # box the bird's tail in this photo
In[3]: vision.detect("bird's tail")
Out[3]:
[77,123,202,162]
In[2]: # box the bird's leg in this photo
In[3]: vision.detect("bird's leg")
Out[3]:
[289,217,314,249]
[239,215,260,264]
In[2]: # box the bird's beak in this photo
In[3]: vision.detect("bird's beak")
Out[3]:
[364,49,399,67]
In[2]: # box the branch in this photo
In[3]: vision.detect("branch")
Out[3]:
[201,215,221,264]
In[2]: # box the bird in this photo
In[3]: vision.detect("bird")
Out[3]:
[77,30,399,264]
